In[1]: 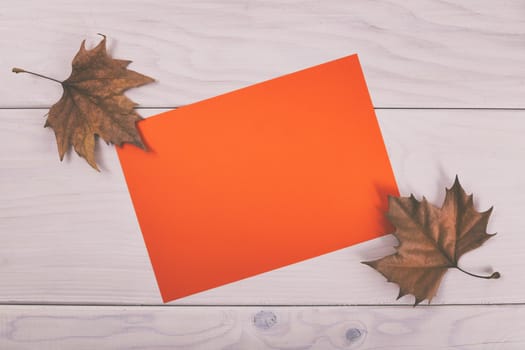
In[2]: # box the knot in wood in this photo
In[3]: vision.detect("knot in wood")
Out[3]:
[253,310,277,330]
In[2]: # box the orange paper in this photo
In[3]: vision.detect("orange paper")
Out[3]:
[117,55,398,302]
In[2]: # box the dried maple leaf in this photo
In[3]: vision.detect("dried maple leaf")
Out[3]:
[363,177,500,305]
[12,34,154,170]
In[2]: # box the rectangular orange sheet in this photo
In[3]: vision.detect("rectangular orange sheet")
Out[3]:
[117,55,399,302]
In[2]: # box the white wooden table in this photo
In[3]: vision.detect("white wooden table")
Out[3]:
[1,1,525,348]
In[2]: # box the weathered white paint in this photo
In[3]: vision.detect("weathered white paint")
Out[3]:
[1,0,524,108]
[1,1,523,347]
[0,305,524,349]
[0,108,521,305]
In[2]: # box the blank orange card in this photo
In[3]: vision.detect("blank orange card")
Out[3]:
[117,55,399,302]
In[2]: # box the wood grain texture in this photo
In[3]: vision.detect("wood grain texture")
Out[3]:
[1,0,524,108]
[0,108,522,305]
[2,1,523,347]
[0,305,524,349]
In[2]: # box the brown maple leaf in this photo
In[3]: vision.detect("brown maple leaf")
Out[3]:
[363,177,500,305]
[12,34,154,170]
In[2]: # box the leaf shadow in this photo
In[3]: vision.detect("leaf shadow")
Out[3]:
[399,163,455,207]
[93,135,110,172]
[433,162,455,207]
[373,181,399,234]
[104,35,118,57]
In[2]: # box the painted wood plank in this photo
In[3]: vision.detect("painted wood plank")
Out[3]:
[0,108,522,305]
[0,305,524,349]
[1,0,524,109]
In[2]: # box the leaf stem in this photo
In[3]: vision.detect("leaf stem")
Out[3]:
[12,68,62,84]
[455,266,500,279]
